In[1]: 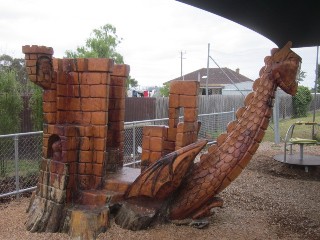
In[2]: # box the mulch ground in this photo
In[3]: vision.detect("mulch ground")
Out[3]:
[0,141,319,240]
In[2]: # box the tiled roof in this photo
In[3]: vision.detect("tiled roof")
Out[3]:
[169,68,253,86]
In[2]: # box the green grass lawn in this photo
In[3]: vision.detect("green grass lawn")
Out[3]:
[0,159,40,179]
[264,111,320,142]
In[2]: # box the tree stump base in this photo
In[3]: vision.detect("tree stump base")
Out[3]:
[67,206,110,240]
[26,192,66,232]
[115,199,163,230]
[26,191,111,240]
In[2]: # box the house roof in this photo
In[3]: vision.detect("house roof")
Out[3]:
[168,68,253,87]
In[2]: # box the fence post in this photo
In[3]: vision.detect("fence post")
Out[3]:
[132,122,136,168]
[273,91,280,144]
[14,135,20,199]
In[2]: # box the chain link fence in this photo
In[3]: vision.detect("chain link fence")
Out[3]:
[0,131,42,199]
[0,111,234,198]
[124,118,168,167]
[198,111,235,140]
[123,111,234,166]
[278,93,320,120]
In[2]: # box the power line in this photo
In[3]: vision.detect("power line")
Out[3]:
[209,55,245,97]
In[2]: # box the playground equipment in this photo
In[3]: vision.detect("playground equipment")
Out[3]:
[23,42,301,239]
[274,121,320,172]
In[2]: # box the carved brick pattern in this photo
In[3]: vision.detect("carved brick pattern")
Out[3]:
[23,45,129,198]
[140,80,200,170]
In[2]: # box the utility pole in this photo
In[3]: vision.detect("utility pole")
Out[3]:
[312,46,319,138]
[206,43,210,96]
[180,51,186,80]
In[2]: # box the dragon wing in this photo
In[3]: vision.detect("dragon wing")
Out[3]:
[124,140,207,200]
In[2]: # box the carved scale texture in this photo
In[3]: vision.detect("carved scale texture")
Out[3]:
[169,67,277,220]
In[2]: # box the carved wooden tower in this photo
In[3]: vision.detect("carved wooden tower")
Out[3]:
[23,45,129,237]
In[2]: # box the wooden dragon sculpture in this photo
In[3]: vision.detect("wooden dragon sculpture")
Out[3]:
[22,42,302,237]
[124,42,301,223]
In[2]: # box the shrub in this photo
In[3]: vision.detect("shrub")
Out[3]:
[29,83,43,131]
[292,86,312,118]
[0,69,23,134]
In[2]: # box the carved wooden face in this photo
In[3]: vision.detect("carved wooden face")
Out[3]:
[271,42,302,95]
[278,55,301,95]
[36,56,52,89]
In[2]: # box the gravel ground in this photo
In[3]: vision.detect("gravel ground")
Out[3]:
[0,141,319,240]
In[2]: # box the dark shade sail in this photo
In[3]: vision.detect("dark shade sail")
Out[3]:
[176,0,320,48]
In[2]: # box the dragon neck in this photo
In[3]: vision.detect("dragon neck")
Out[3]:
[205,69,278,183]
[222,73,277,161]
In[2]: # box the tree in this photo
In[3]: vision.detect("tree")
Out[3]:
[65,24,137,90]
[0,54,28,88]
[159,83,170,97]
[297,70,306,84]
[65,24,124,64]
[29,83,43,131]
[126,76,138,89]
[0,69,23,134]
[292,86,312,118]
[0,54,43,131]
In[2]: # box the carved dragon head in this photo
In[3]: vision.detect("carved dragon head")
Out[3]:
[264,41,302,95]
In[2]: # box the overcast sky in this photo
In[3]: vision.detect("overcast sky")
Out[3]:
[0,0,318,89]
